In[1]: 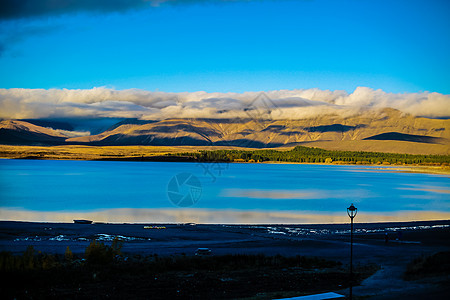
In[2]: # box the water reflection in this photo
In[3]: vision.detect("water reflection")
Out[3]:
[1,208,449,224]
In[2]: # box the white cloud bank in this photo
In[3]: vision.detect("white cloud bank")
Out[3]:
[0,87,449,120]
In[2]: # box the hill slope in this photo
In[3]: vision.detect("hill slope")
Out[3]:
[67,108,449,150]
[0,120,68,145]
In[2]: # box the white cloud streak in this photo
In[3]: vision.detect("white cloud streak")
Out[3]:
[0,87,449,120]
[51,129,91,138]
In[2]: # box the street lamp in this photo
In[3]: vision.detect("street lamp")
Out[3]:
[347,203,357,300]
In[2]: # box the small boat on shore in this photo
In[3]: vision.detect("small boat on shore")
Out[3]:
[73,219,93,224]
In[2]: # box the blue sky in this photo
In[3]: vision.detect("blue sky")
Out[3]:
[0,0,449,94]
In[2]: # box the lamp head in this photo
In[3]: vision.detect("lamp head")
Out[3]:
[347,203,357,219]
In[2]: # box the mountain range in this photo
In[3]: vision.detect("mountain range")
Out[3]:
[1,108,449,154]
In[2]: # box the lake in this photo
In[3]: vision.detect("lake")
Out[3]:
[0,159,449,223]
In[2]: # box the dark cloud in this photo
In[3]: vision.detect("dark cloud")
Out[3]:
[0,0,258,20]
[0,0,151,20]
[0,0,273,55]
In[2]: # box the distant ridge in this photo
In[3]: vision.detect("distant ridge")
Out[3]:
[0,128,66,145]
[1,108,449,154]
[20,119,74,131]
[0,120,67,145]
[105,118,158,132]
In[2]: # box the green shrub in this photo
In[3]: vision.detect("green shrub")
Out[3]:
[22,245,35,270]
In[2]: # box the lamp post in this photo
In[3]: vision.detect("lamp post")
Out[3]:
[347,203,357,300]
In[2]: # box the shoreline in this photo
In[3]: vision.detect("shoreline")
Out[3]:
[1,219,449,226]
[261,160,450,175]
[1,144,449,176]
[1,156,449,176]
[2,207,450,225]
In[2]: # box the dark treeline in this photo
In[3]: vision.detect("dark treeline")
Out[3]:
[177,146,450,165]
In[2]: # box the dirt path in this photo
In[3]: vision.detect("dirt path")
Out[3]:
[335,241,450,299]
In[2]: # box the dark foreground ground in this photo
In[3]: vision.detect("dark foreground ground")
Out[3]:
[0,220,449,299]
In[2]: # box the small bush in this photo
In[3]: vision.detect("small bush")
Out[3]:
[65,246,73,263]
[41,253,59,270]
[85,237,123,265]
[147,254,341,272]
[405,251,450,280]
[0,246,60,272]
[111,236,123,255]
[22,245,35,270]
[85,240,113,265]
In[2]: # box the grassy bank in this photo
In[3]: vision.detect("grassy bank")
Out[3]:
[0,144,256,161]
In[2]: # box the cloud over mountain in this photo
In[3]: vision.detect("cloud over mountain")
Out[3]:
[0,87,449,120]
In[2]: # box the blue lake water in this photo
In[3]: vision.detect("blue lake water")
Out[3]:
[0,159,449,223]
